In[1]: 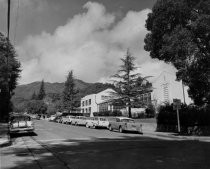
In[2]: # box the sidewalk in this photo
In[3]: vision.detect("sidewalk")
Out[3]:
[143,129,210,142]
[0,123,10,147]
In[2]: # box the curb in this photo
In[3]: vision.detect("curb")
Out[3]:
[143,130,210,142]
[0,135,11,148]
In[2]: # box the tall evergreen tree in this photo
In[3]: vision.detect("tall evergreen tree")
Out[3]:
[62,70,79,113]
[37,80,46,100]
[0,32,21,120]
[112,49,151,118]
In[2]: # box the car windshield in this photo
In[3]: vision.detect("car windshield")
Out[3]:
[121,119,134,123]
[11,116,31,122]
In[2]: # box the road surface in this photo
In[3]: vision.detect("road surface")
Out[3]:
[1,120,210,169]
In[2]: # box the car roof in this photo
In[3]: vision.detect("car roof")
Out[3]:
[116,117,132,120]
[10,113,30,117]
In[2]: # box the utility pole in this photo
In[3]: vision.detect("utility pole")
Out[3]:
[6,0,11,120]
[182,81,186,104]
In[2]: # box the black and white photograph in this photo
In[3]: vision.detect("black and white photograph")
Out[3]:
[0,0,210,169]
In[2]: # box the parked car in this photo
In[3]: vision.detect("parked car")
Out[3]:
[54,116,62,123]
[85,117,95,128]
[61,115,75,124]
[108,117,142,134]
[71,116,86,126]
[9,114,35,135]
[49,115,56,121]
[86,117,109,129]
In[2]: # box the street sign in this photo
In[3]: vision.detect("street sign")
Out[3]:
[173,99,181,110]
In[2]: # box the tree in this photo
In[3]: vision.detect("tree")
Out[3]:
[62,70,79,113]
[37,80,46,100]
[26,100,47,115]
[0,32,21,120]
[144,0,210,106]
[31,91,37,100]
[112,49,151,118]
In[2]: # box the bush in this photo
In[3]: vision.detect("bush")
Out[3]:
[93,110,122,117]
[145,104,156,118]
[156,103,210,135]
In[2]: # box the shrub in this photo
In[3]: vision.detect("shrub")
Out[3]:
[145,104,156,118]
[93,110,122,117]
[156,103,210,134]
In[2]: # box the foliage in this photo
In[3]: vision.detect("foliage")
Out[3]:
[31,91,37,100]
[93,110,122,117]
[37,80,46,100]
[62,70,79,112]
[156,104,210,134]
[144,0,210,106]
[111,49,152,118]
[145,104,156,118]
[0,32,21,120]
[26,100,47,114]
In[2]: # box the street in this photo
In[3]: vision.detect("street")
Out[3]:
[1,120,210,169]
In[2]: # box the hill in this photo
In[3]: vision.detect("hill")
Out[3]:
[12,80,115,109]
[13,79,90,100]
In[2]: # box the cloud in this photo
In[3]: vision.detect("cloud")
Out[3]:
[17,1,175,84]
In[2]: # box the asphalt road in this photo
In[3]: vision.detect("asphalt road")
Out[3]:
[1,120,210,169]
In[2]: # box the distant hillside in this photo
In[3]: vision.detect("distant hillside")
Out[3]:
[12,80,116,109]
[13,79,91,100]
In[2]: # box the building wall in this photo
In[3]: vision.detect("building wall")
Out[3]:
[80,88,116,117]
[151,71,192,105]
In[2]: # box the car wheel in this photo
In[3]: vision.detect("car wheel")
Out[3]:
[119,126,123,133]
[75,122,77,126]
[109,125,112,131]
[86,123,89,128]
[93,125,96,129]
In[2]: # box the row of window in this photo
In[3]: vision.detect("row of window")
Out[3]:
[139,93,151,104]
[81,107,91,113]
[82,99,91,107]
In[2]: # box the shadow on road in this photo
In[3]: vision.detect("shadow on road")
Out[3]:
[1,135,210,169]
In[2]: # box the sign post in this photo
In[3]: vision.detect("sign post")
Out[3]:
[173,99,181,133]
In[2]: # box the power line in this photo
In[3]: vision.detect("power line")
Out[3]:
[14,0,20,46]
[7,0,10,39]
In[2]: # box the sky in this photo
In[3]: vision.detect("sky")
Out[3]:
[0,0,176,84]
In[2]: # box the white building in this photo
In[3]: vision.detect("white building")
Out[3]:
[80,88,116,117]
[150,71,192,106]
[81,71,193,116]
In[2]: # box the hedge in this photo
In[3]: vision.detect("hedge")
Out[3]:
[156,104,210,135]
[93,110,122,117]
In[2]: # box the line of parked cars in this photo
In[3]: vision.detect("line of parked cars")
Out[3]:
[49,114,143,134]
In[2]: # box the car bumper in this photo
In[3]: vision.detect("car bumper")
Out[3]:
[9,127,35,134]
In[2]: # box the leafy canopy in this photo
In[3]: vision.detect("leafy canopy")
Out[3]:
[0,32,21,119]
[144,0,210,106]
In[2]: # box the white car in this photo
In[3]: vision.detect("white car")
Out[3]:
[61,115,75,124]
[49,115,56,121]
[71,116,86,126]
[86,117,109,129]
[9,114,35,135]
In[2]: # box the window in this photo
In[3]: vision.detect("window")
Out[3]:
[99,103,108,112]
[89,99,91,105]
[89,107,91,113]
[86,100,88,106]
[82,101,85,107]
